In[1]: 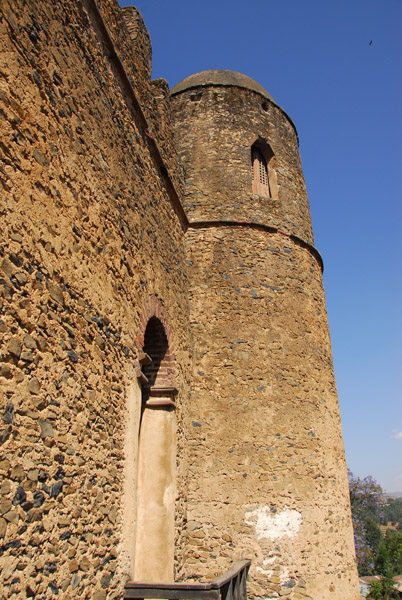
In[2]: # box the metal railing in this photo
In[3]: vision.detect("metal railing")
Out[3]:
[125,560,251,600]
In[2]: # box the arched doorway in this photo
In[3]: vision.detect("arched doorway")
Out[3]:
[134,317,177,582]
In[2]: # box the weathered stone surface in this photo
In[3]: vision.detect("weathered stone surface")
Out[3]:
[27,377,40,395]
[3,510,19,524]
[79,556,91,571]
[39,420,54,438]
[69,560,79,573]
[0,428,10,444]
[0,480,11,495]
[36,335,48,351]
[67,350,79,363]
[0,517,7,538]
[0,499,12,514]
[27,469,38,481]
[33,149,48,166]
[15,271,27,285]
[3,401,14,424]
[33,491,45,508]
[46,281,64,306]
[23,334,37,349]
[10,231,23,243]
[0,363,12,379]
[12,486,26,506]
[50,481,63,498]
[1,257,15,277]
[7,337,22,358]
[0,459,10,473]
[20,350,34,362]
[10,465,24,481]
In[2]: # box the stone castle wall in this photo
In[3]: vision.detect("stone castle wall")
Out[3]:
[0,1,359,599]
[0,1,191,598]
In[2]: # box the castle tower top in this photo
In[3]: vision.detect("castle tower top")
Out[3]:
[171,69,313,243]
[171,69,277,105]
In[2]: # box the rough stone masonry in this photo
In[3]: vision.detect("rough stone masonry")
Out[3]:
[0,1,360,599]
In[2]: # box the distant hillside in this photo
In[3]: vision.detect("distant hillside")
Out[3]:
[385,492,402,499]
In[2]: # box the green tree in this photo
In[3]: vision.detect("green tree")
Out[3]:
[366,517,383,555]
[384,529,402,575]
[375,542,392,576]
[368,576,398,600]
[382,497,402,527]
[348,471,402,579]
[348,470,385,575]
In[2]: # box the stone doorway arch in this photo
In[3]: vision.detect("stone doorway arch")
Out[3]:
[133,299,177,582]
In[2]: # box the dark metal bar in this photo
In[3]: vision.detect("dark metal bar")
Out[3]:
[209,561,251,589]
[124,560,251,600]
[124,588,220,600]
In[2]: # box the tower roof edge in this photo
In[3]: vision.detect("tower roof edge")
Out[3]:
[171,69,299,145]
[171,69,276,104]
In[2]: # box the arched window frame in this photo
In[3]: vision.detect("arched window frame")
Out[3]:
[251,140,278,199]
[141,316,176,407]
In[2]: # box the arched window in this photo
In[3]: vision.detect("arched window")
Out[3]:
[251,141,277,198]
[142,316,169,396]
[252,146,270,196]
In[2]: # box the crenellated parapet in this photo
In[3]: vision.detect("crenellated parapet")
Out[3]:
[121,6,152,81]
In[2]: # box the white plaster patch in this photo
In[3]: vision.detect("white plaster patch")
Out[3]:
[255,556,276,577]
[245,505,302,540]
[279,566,290,585]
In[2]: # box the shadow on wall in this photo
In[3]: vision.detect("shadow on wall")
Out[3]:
[142,316,169,400]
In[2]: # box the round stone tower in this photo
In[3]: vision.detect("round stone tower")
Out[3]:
[171,71,360,600]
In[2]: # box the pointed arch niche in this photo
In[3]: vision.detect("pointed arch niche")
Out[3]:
[251,139,278,199]
[133,298,177,583]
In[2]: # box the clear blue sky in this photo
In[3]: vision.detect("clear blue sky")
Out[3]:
[120,0,401,492]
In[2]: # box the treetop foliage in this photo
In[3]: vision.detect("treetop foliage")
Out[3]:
[348,470,402,579]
